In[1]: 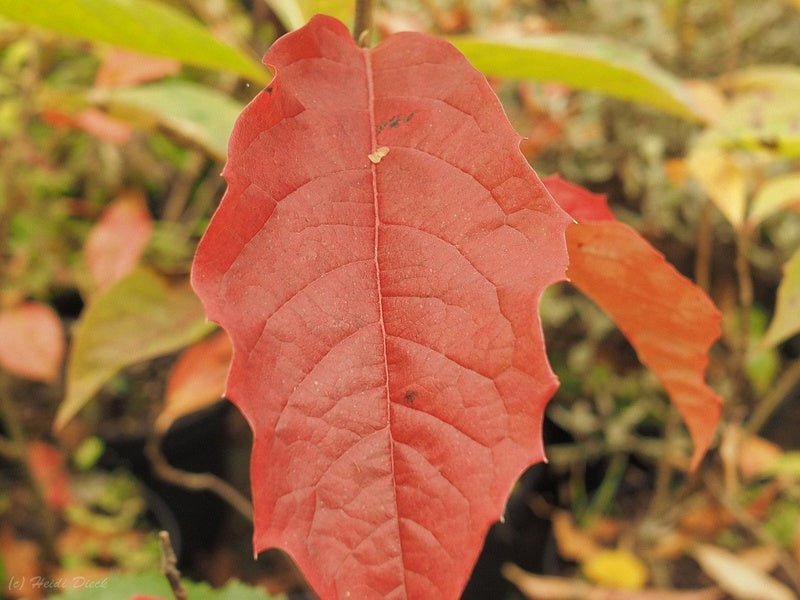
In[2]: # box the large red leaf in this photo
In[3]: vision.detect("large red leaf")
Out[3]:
[543,175,722,470]
[192,15,571,600]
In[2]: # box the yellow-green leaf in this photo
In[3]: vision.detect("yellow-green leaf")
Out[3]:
[687,141,748,227]
[56,269,214,430]
[763,248,800,348]
[0,0,267,83]
[748,173,800,226]
[450,34,703,121]
[723,65,800,93]
[713,91,800,158]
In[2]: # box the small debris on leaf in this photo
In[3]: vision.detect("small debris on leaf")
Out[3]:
[368,146,390,163]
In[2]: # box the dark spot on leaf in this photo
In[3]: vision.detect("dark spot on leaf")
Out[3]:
[266,86,273,94]
[758,137,780,150]
[403,390,417,403]
[376,112,415,134]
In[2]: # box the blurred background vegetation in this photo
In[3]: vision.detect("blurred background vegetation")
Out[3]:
[1,0,800,598]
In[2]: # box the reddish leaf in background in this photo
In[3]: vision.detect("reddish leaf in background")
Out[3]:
[85,190,153,291]
[41,108,133,145]
[95,48,181,88]
[192,15,570,600]
[543,175,722,470]
[156,330,232,433]
[27,441,73,510]
[0,301,64,383]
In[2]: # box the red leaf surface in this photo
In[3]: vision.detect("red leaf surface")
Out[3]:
[543,175,722,470]
[192,15,570,600]
[0,301,65,383]
[85,190,153,290]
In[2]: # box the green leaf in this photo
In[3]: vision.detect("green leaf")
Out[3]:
[0,0,267,83]
[748,173,800,226]
[263,0,354,30]
[96,80,245,159]
[55,268,214,430]
[745,307,780,395]
[763,248,800,348]
[450,34,703,121]
[49,572,277,600]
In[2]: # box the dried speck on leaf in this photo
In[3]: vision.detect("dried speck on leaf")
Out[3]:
[368,146,390,163]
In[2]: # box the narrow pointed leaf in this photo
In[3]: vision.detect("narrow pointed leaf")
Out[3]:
[0,0,267,83]
[56,268,214,430]
[748,173,800,226]
[451,35,703,121]
[763,247,800,348]
[544,176,722,470]
[693,544,794,600]
[192,15,571,600]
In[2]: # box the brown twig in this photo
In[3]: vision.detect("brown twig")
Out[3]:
[145,433,253,521]
[746,357,800,435]
[647,406,680,517]
[159,530,189,600]
[353,0,374,45]
[694,200,714,293]
[733,227,754,404]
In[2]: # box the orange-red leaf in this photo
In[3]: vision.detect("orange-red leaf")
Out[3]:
[156,330,232,433]
[27,441,73,510]
[0,301,65,383]
[85,190,153,291]
[544,175,722,470]
[192,15,570,600]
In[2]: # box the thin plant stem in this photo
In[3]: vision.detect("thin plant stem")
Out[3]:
[647,405,680,517]
[145,434,253,522]
[694,199,714,293]
[162,152,207,222]
[734,227,754,402]
[353,0,375,45]
[585,453,628,523]
[746,357,800,435]
[159,530,188,600]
